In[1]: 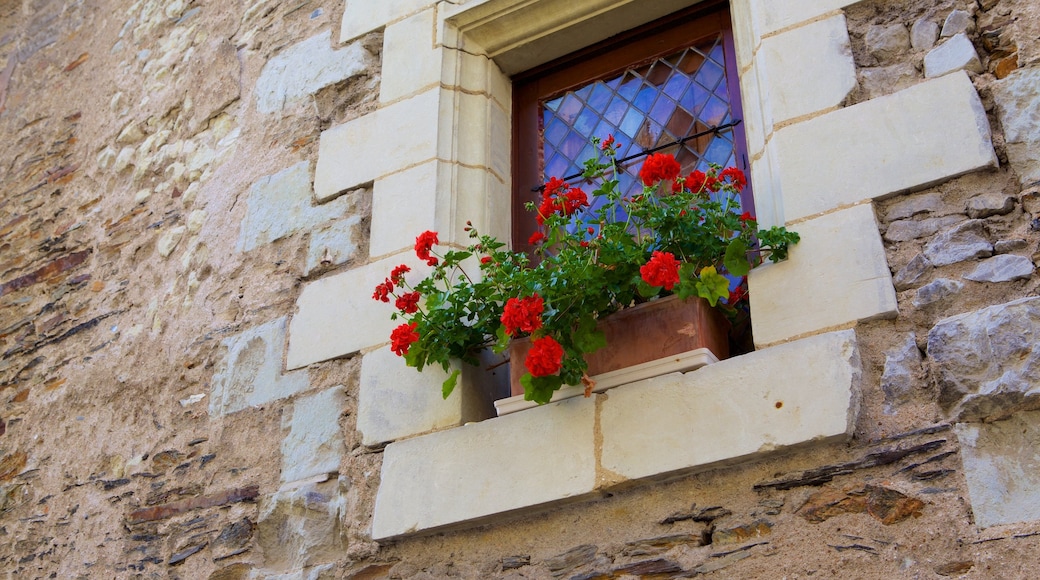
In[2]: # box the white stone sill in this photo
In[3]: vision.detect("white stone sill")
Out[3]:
[371,329,861,540]
[494,347,718,415]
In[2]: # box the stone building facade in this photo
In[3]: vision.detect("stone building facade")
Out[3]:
[1,0,1039,578]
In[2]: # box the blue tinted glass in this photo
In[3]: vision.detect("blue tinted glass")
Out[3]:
[633,84,656,112]
[620,107,644,138]
[588,83,613,111]
[696,61,724,91]
[574,107,600,135]
[544,117,569,145]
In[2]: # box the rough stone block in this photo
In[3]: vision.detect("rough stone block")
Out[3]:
[357,347,467,446]
[600,330,860,481]
[992,68,1040,184]
[749,204,897,346]
[923,219,993,266]
[924,33,983,78]
[257,477,347,572]
[757,14,855,124]
[210,318,311,416]
[381,8,440,103]
[314,89,440,201]
[928,297,1040,419]
[881,333,922,412]
[305,215,364,275]
[776,72,997,221]
[910,18,939,51]
[341,0,435,43]
[282,387,346,483]
[866,24,910,62]
[255,31,375,114]
[913,278,964,307]
[964,254,1035,283]
[371,395,597,540]
[287,256,432,369]
[955,412,1040,528]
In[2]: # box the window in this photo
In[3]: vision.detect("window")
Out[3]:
[511,0,751,255]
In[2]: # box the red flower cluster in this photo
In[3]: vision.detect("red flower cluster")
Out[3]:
[528,231,546,245]
[501,295,544,336]
[728,284,748,305]
[390,322,420,356]
[525,335,564,377]
[673,169,711,194]
[600,134,615,151]
[719,167,746,191]
[536,178,588,225]
[390,264,410,283]
[640,251,681,291]
[395,291,421,314]
[372,279,393,302]
[639,153,681,186]
[739,211,753,222]
[415,231,439,266]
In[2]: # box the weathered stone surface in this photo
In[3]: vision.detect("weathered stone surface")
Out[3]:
[712,520,772,545]
[928,297,1040,418]
[963,255,1035,283]
[211,518,254,558]
[893,254,933,291]
[128,486,259,524]
[620,534,703,556]
[923,220,993,266]
[210,317,310,416]
[613,558,682,576]
[966,194,1016,218]
[543,544,598,574]
[777,72,997,221]
[936,561,975,576]
[186,39,240,130]
[798,485,924,524]
[913,278,964,307]
[881,334,923,412]
[257,479,348,572]
[305,215,364,275]
[866,24,910,61]
[157,225,185,258]
[994,239,1028,253]
[884,215,963,242]
[925,33,984,78]
[0,451,27,481]
[341,0,433,42]
[910,18,939,51]
[992,68,1040,184]
[858,63,919,100]
[956,412,1040,528]
[208,564,253,580]
[940,9,973,37]
[281,386,346,483]
[601,330,860,481]
[255,31,374,114]
[371,395,597,540]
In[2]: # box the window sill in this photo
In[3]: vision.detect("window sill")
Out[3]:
[371,329,860,541]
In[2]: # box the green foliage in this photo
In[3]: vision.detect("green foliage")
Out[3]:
[375,135,799,405]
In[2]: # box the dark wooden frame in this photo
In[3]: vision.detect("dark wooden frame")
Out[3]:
[511,0,751,253]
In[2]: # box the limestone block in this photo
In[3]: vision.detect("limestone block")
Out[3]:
[910,19,939,51]
[928,297,1040,419]
[955,412,1040,528]
[381,9,440,103]
[237,161,363,253]
[255,31,375,114]
[281,387,346,483]
[304,215,364,275]
[600,330,860,481]
[358,347,467,446]
[737,60,769,158]
[748,204,897,346]
[776,72,997,221]
[257,477,348,572]
[314,89,440,201]
[210,317,311,416]
[370,162,440,257]
[371,395,597,540]
[287,256,432,369]
[341,0,436,43]
[757,14,856,124]
[924,33,983,78]
[941,9,974,38]
[992,68,1040,184]
[744,0,860,37]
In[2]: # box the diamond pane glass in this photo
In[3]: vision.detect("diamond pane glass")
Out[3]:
[539,33,740,204]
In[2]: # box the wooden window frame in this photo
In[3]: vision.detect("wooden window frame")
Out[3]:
[511,0,751,255]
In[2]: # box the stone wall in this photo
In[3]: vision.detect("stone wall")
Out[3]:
[0,0,1039,579]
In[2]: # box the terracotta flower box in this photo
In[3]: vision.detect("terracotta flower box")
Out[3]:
[496,295,730,415]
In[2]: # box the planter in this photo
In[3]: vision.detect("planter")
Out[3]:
[497,295,730,415]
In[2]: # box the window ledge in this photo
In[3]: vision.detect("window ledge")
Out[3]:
[371,329,861,541]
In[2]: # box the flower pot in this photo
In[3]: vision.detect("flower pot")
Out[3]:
[498,295,730,414]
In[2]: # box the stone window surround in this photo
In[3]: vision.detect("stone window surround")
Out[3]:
[285,0,997,539]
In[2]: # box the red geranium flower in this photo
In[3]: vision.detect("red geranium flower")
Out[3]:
[395,291,421,314]
[525,336,564,377]
[390,264,410,283]
[501,295,544,336]
[372,279,393,302]
[639,153,681,186]
[640,251,681,291]
[600,134,615,151]
[720,167,747,191]
[536,182,589,224]
[390,322,420,356]
[529,231,546,245]
[480,256,493,264]
[739,211,753,222]
[543,176,568,198]
[414,231,439,266]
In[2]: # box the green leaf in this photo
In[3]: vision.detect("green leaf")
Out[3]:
[636,278,661,299]
[724,239,750,276]
[441,369,461,399]
[492,324,511,354]
[573,316,607,354]
[520,373,563,404]
[694,265,730,307]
